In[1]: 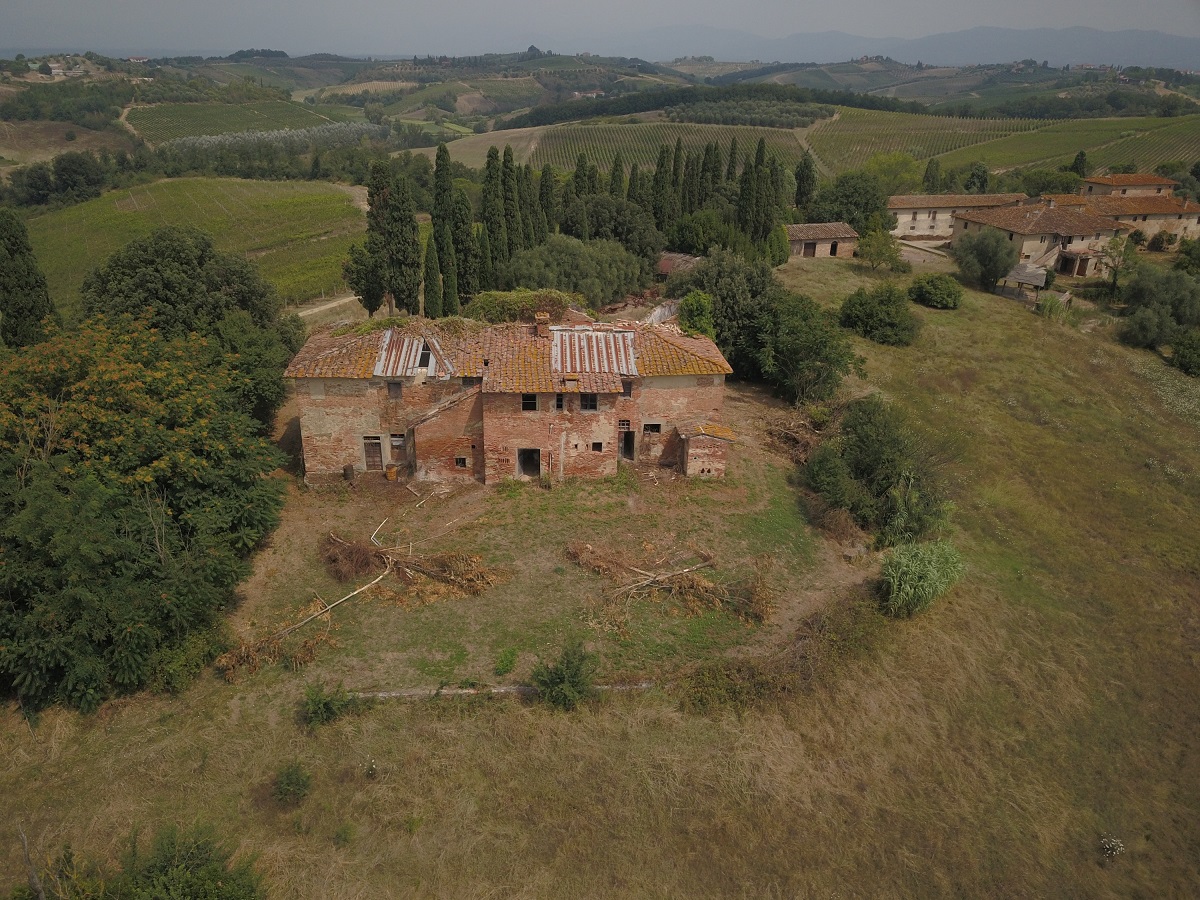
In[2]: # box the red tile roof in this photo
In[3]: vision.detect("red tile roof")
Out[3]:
[888,193,1026,210]
[1083,174,1179,187]
[286,319,732,388]
[953,204,1128,237]
[785,222,858,241]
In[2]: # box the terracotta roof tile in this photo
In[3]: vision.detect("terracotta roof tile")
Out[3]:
[953,204,1128,237]
[888,193,1026,209]
[1083,174,1179,187]
[286,319,733,386]
[785,222,858,241]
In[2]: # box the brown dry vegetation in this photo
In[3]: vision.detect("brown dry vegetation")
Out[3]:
[3,255,1200,896]
[0,119,135,166]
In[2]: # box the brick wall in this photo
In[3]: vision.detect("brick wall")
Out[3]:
[482,391,619,483]
[789,238,857,259]
[683,434,729,477]
[412,391,484,482]
[635,375,725,467]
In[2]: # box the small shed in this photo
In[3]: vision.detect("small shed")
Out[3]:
[785,223,859,259]
[677,422,737,478]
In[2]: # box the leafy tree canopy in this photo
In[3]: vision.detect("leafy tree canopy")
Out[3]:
[0,208,57,348]
[0,318,284,710]
[951,226,1019,292]
[502,235,648,309]
[806,171,895,235]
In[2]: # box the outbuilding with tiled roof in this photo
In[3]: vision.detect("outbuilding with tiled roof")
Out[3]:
[1081,174,1179,196]
[785,222,858,259]
[888,193,1027,240]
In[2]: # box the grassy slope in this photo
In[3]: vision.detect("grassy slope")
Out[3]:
[26,178,364,319]
[3,256,1200,896]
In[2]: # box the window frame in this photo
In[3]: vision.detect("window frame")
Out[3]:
[580,393,598,411]
[521,393,538,412]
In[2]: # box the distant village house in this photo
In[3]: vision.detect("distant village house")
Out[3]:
[952,205,1126,277]
[888,193,1027,241]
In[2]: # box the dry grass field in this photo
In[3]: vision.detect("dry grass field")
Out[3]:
[3,256,1200,897]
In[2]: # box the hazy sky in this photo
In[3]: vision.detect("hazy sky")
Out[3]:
[6,0,1200,57]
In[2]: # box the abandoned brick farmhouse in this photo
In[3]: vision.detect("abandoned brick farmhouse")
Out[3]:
[285,313,735,483]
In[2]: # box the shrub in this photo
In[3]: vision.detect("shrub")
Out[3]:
[805,395,949,547]
[1147,229,1177,252]
[759,292,860,403]
[678,290,717,339]
[494,647,518,676]
[301,681,360,726]
[462,287,581,323]
[908,273,963,310]
[878,541,964,618]
[1172,328,1200,377]
[273,762,312,806]
[840,282,921,346]
[530,639,596,710]
[1035,294,1070,324]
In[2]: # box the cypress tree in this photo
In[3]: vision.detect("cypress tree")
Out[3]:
[587,163,601,196]
[0,209,57,347]
[502,145,522,259]
[441,226,459,315]
[626,163,644,209]
[725,136,739,182]
[518,162,537,247]
[422,236,442,318]
[651,144,673,232]
[700,142,719,204]
[682,152,701,215]
[347,162,421,316]
[922,157,941,194]
[608,150,625,197]
[481,146,507,266]
[451,188,479,297]
[388,175,423,316]
[538,164,557,235]
[671,138,684,191]
[478,225,495,290]
[573,152,590,196]
[795,150,818,208]
[432,143,454,259]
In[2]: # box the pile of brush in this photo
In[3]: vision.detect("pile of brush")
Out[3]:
[320,533,500,595]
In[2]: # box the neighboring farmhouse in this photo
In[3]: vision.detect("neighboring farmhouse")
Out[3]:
[786,222,858,258]
[951,205,1126,276]
[285,314,735,483]
[1080,173,1179,196]
[888,193,1027,240]
[1037,192,1199,240]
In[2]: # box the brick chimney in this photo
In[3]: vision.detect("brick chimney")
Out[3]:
[535,311,550,338]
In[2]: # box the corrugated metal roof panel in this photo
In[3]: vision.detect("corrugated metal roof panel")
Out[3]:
[374,333,453,378]
[551,328,637,376]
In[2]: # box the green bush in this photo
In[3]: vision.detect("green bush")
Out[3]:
[462,287,582,323]
[678,290,717,339]
[301,681,360,726]
[1172,328,1200,377]
[951,226,1019,292]
[1035,294,1070,324]
[804,395,949,547]
[840,282,921,346]
[1147,229,1177,252]
[878,541,964,618]
[530,640,596,710]
[494,647,518,676]
[273,762,313,806]
[908,273,963,309]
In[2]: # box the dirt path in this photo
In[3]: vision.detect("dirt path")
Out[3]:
[295,294,358,318]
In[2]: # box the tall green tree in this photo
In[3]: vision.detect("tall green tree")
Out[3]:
[345,162,422,316]
[608,150,625,197]
[502,145,523,259]
[478,225,495,291]
[806,172,895,235]
[441,227,460,315]
[626,163,646,210]
[725,136,739,182]
[519,162,538,247]
[450,188,479,297]
[922,157,941,193]
[951,226,1019,292]
[651,144,675,233]
[0,208,56,348]
[432,143,454,260]
[82,226,298,428]
[1069,150,1089,177]
[964,162,990,194]
[538,164,558,232]
[794,150,818,209]
[481,146,507,266]
[423,236,443,317]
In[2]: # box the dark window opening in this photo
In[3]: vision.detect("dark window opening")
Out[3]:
[418,343,431,369]
[517,448,541,477]
[580,393,598,411]
[455,457,467,468]
[555,393,564,410]
[620,431,634,460]
[621,380,633,398]
[591,442,603,452]
[618,419,631,430]
[522,393,538,411]
[643,423,661,434]
[387,382,403,400]
[364,437,383,471]
[462,376,482,387]
[390,434,406,462]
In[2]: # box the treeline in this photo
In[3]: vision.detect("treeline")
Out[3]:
[665,99,835,129]
[0,123,438,210]
[983,89,1197,120]
[499,83,930,130]
[0,216,300,711]
[0,72,289,130]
